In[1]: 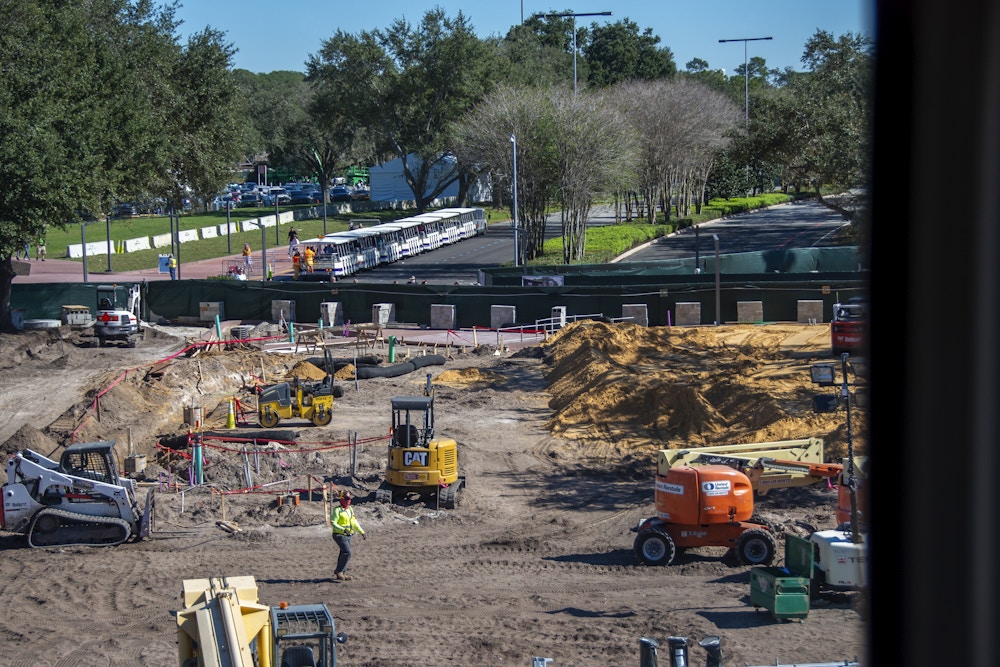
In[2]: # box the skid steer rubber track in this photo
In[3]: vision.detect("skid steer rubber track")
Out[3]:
[27,507,132,548]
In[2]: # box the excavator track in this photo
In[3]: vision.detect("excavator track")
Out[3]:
[27,507,132,548]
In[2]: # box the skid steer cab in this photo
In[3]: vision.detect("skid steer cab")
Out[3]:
[375,390,465,509]
[93,284,141,348]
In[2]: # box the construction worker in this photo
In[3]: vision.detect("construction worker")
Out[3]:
[291,250,301,280]
[330,490,365,581]
[303,245,315,273]
[242,242,252,271]
[167,254,177,280]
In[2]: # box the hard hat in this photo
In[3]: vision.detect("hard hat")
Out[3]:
[339,490,353,500]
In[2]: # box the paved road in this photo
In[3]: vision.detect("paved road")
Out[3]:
[12,200,850,286]
[617,199,850,265]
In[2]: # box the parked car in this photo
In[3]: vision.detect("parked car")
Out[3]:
[351,186,371,201]
[237,193,263,208]
[264,188,291,205]
[329,186,353,202]
[288,189,320,205]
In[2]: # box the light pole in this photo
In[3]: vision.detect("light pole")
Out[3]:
[712,234,721,326]
[543,11,613,95]
[718,36,773,129]
[510,133,519,267]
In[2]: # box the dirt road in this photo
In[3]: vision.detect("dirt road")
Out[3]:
[0,321,867,666]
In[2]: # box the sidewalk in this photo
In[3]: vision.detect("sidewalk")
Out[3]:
[11,250,281,285]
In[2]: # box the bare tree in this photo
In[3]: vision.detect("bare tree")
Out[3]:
[452,85,559,262]
[551,90,638,263]
[454,85,637,264]
[613,79,739,223]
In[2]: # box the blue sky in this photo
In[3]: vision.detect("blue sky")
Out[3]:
[172,1,874,75]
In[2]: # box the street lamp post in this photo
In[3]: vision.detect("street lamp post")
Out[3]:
[105,214,113,272]
[543,11,613,95]
[712,234,721,326]
[718,36,773,129]
[511,133,519,267]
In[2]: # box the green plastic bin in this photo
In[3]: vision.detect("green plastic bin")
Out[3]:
[749,533,814,621]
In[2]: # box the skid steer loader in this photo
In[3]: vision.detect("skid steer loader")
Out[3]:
[1,440,154,548]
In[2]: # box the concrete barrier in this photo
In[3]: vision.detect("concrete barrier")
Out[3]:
[797,300,824,324]
[430,304,456,330]
[241,219,261,232]
[200,226,218,239]
[491,305,516,329]
[66,242,111,259]
[675,302,701,326]
[372,303,395,325]
[272,299,296,323]
[622,304,649,326]
[124,237,152,252]
[320,302,344,326]
[737,301,764,324]
[177,229,199,243]
[218,222,240,235]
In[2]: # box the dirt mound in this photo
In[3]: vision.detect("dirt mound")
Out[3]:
[286,360,327,380]
[540,320,865,461]
[434,367,500,385]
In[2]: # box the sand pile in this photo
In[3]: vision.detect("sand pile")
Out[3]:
[434,367,500,385]
[539,320,865,460]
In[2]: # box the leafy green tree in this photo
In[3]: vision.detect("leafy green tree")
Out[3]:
[682,59,729,93]
[583,19,676,87]
[0,0,242,330]
[232,70,311,182]
[308,8,496,211]
[163,28,246,209]
[494,22,574,88]
[753,30,874,219]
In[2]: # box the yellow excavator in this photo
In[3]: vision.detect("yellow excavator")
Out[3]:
[375,375,465,509]
[177,576,347,667]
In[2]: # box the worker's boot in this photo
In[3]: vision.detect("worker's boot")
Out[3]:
[334,572,346,581]
[340,573,353,580]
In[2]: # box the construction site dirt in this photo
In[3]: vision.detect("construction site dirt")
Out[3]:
[0,320,868,667]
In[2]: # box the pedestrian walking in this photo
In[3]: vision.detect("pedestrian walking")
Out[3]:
[15,238,30,260]
[330,490,365,581]
[288,232,300,259]
[35,236,46,261]
[242,242,252,271]
[303,245,315,273]
[168,254,177,280]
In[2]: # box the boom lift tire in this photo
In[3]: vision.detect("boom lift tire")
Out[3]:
[735,529,777,566]
[634,527,677,566]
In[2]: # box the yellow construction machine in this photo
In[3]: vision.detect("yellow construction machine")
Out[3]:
[177,576,347,667]
[256,349,341,428]
[658,438,849,496]
[375,376,465,509]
